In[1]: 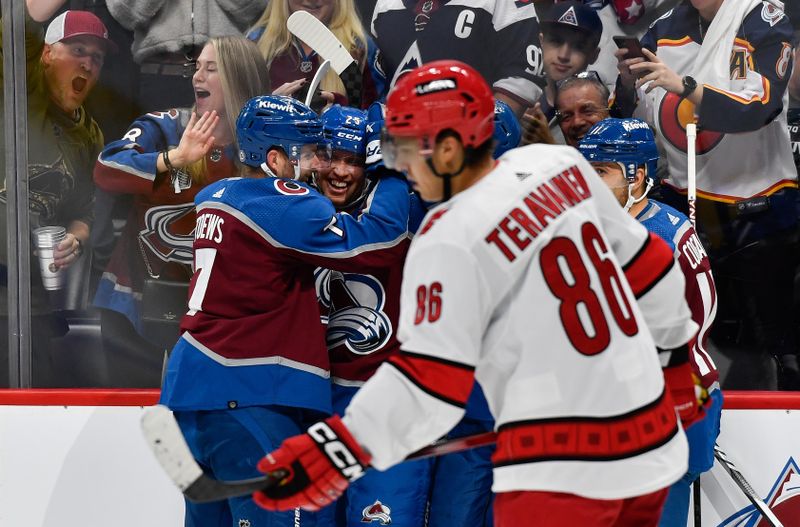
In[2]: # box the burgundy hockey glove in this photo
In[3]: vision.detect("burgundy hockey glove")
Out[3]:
[253,415,371,512]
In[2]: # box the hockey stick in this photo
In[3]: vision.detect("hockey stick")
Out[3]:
[686,123,697,228]
[287,10,363,107]
[141,405,497,503]
[713,444,783,527]
[303,59,331,113]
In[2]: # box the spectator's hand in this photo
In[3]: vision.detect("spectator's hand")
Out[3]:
[52,233,82,269]
[520,103,556,145]
[273,78,307,96]
[631,49,683,95]
[171,111,218,168]
[615,48,646,90]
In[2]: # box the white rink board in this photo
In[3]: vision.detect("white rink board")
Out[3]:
[0,406,183,527]
[692,409,800,527]
[0,405,798,526]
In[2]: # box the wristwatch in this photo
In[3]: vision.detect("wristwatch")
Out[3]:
[681,76,698,98]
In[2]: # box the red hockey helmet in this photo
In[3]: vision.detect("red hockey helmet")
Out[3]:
[384,60,495,149]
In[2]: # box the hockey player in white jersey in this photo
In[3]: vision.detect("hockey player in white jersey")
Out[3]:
[251,61,700,526]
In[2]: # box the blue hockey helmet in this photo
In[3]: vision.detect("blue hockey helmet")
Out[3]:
[493,99,521,158]
[236,95,329,177]
[578,117,659,182]
[321,104,368,157]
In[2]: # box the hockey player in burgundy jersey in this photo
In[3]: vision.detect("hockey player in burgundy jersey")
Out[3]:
[252,62,700,526]
[579,118,721,527]
[369,0,543,115]
[159,95,415,527]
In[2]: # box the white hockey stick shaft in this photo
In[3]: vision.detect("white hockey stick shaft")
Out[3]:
[686,123,697,228]
[305,59,331,108]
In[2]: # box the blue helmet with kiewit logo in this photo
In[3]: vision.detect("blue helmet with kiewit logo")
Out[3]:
[321,105,368,157]
[236,95,326,171]
[578,118,659,183]
[493,99,521,158]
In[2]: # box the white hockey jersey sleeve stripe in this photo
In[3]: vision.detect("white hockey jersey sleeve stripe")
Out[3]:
[387,350,476,409]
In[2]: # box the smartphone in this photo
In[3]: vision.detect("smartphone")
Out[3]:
[613,36,645,60]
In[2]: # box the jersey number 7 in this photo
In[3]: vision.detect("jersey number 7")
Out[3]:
[541,222,639,356]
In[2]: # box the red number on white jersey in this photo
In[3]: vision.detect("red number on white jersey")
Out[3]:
[415,282,443,324]
[541,222,638,355]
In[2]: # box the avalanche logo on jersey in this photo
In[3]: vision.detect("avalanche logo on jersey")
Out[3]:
[315,269,392,355]
[719,457,800,526]
[275,179,310,196]
[361,500,392,525]
[138,203,196,265]
[762,1,785,27]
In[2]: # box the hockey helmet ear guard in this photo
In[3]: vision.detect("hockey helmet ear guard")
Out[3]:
[236,95,331,179]
[384,60,495,151]
[493,99,522,159]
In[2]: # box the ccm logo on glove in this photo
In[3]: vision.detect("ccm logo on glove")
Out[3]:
[309,422,366,481]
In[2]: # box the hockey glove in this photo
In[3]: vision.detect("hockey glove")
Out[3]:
[253,415,371,512]
[660,343,707,428]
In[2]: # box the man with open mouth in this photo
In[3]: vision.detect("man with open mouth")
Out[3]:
[0,4,116,387]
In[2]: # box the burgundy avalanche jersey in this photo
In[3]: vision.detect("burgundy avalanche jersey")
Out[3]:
[637,200,719,388]
[93,108,236,329]
[370,0,543,106]
[318,191,427,386]
[159,175,413,414]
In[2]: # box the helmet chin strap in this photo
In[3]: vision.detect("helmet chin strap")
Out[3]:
[623,174,654,212]
[425,156,466,203]
[260,161,278,178]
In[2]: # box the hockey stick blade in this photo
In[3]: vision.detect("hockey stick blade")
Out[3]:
[142,405,497,503]
[305,59,331,108]
[141,405,283,502]
[287,11,354,75]
[713,444,783,527]
[287,11,362,107]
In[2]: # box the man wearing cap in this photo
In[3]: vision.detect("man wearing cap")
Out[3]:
[521,1,604,146]
[0,1,115,386]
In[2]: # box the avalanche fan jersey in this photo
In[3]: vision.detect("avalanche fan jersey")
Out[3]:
[344,145,694,499]
[371,0,543,107]
[637,199,719,389]
[635,2,796,201]
[93,109,235,327]
[159,175,413,413]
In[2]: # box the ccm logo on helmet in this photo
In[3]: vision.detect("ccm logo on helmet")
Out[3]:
[415,78,457,95]
[308,422,365,480]
[336,131,363,141]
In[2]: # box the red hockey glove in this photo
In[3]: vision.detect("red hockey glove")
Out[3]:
[663,362,707,428]
[253,415,371,512]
